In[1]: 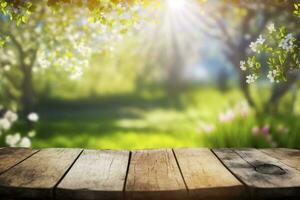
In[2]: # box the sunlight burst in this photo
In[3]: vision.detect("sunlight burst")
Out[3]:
[167,0,186,11]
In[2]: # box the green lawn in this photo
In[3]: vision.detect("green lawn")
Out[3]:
[29,88,300,149]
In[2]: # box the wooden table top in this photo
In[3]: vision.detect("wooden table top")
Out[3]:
[0,147,299,200]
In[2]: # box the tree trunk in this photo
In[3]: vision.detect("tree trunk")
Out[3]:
[20,65,35,130]
[264,72,299,114]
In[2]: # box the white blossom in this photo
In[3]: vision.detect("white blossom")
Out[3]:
[279,33,295,51]
[257,35,265,45]
[4,110,18,123]
[0,118,11,130]
[5,133,21,147]
[249,42,258,52]
[27,112,39,122]
[267,69,280,83]
[240,61,247,71]
[247,59,255,68]
[267,23,275,33]
[246,74,258,84]
[249,35,265,53]
[19,137,31,148]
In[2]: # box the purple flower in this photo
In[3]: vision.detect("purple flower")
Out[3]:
[262,124,270,135]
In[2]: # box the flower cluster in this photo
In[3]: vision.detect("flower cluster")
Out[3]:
[267,69,280,83]
[196,121,215,134]
[246,74,258,84]
[240,23,299,84]
[278,33,295,52]
[249,35,265,53]
[218,102,250,123]
[251,124,277,147]
[0,106,39,147]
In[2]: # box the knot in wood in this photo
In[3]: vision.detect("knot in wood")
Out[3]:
[254,164,286,175]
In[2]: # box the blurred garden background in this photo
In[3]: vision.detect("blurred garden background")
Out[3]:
[0,0,299,149]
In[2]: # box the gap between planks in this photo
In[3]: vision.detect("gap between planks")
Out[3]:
[52,149,84,200]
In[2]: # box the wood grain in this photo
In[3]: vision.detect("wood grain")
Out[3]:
[213,148,300,199]
[125,149,187,200]
[0,148,82,200]
[261,148,300,171]
[173,148,245,200]
[0,147,38,174]
[56,149,130,200]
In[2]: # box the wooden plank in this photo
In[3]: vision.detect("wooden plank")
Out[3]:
[213,148,300,199]
[261,148,300,171]
[0,147,38,174]
[125,149,187,200]
[173,148,245,199]
[0,148,82,200]
[56,149,130,200]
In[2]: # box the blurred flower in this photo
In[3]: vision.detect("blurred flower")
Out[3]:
[0,118,11,130]
[279,33,295,51]
[251,126,260,136]
[4,110,18,123]
[219,110,235,123]
[257,35,265,45]
[249,35,265,53]
[267,23,275,33]
[246,74,258,84]
[240,61,246,71]
[262,124,270,135]
[28,130,36,138]
[5,133,21,147]
[19,137,31,148]
[28,113,39,122]
[197,121,215,134]
[236,102,250,118]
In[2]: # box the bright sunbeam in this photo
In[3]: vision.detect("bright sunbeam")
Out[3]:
[167,0,186,11]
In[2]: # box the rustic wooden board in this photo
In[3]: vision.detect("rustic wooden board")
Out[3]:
[0,148,82,200]
[56,149,130,200]
[0,147,38,174]
[261,148,300,171]
[213,148,300,199]
[125,149,187,200]
[173,148,245,199]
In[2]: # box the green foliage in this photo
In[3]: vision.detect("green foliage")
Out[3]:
[241,24,300,83]
[0,0,33,25]
[14,88,299,149]
[294,3,300,18]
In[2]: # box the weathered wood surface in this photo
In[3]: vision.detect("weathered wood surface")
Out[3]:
[0,147,299,200]
[0,148,82,199]
[261,148,300,171]
[173,148,245,199]
[213,148,300,199]
[56,149,130,200]
[125,149,187,200]
[0,148,38,174]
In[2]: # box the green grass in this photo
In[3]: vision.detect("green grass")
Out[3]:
[23,88,300,149]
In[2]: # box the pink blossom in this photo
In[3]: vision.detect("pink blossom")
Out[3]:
[197,121,215,134]
[219,110,235,123]
[262,124,270,135]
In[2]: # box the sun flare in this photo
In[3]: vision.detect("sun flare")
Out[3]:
[167,0,186,11]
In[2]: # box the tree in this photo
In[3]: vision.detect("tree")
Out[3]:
[0,2,96,120]
[198,0,299,112]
